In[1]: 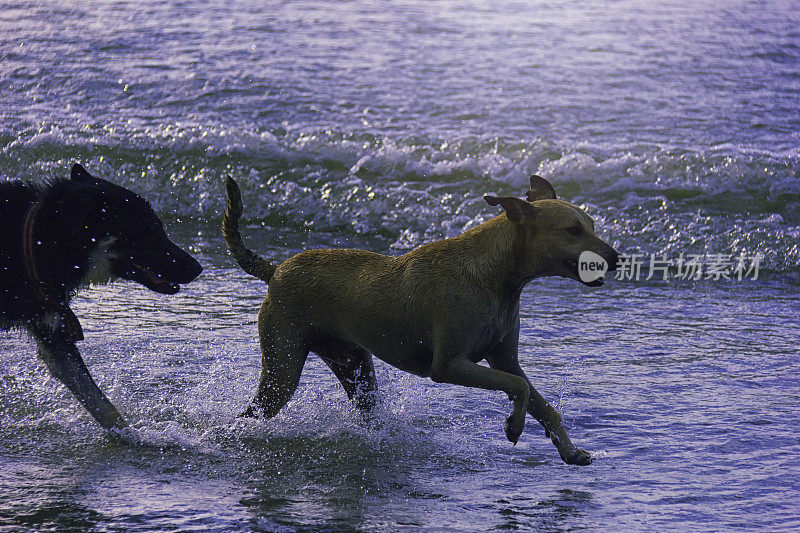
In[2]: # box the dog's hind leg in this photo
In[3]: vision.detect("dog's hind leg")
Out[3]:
[30,316,128,431]
[315,344,378,417]
[241,316,309,419]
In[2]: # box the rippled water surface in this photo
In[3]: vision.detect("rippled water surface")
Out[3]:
[1,1,799,531]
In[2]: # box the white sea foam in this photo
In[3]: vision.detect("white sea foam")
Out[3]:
[2,121,799,271]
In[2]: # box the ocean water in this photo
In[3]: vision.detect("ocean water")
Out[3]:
[1,0,799,530]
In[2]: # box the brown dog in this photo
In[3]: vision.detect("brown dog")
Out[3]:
[223,175,618,465]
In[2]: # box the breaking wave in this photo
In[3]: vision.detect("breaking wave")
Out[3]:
[2,120,799,272]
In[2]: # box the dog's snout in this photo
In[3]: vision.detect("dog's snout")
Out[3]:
[161,239,203,283]
[173,250,202,283]
[186,256,203,281]
[605,249,621,272]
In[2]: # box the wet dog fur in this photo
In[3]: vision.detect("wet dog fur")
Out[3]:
[0,164,202,431]
[222,175,618,465]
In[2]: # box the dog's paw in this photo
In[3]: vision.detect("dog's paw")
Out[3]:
[504,413,524,445]
[238,404,261,419]
[107,426,142,445]
[561,447,593,466]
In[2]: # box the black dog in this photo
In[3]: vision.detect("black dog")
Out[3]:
[0,164,202,431]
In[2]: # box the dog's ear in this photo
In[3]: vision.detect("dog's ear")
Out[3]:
[71,163,95,182]
[526,174,557,201]
[485,195,537,224]
[71,163,114,188]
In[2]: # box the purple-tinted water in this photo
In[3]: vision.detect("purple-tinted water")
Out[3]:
[1,1,799,530]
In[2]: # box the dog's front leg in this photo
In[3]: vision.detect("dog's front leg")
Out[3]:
[30,316,128,431]
[430,352,530,445]
[487,340,592,465]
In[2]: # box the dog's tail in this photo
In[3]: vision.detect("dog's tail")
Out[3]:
[222,177,277,283]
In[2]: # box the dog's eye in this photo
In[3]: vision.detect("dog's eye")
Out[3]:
[566,225,582,236]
